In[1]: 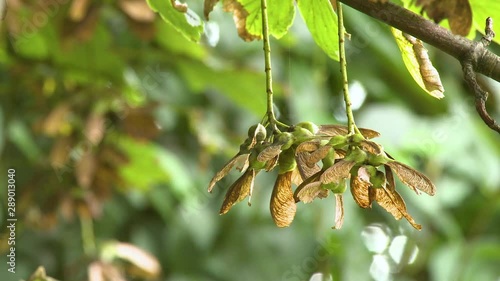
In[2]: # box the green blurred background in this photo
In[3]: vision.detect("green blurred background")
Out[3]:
[0,1,499,281]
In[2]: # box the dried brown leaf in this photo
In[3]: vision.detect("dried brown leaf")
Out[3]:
[219,169,255,214]
[85,113,105,145]
[270,171,297,227]
[308,145,332,164]
[318,125,380,139]
[294,181,325,203]
[296,152,321,180]
[69,0,91,21]
[375,187,422,230]
[291,168,304,186]
[170,0,188,13]
[332,194,344,229]
[296,141,321,154]
[416,0,472,36]
[350,174,373,209]
[76,149,96,189]
[204,0,219,19]
[208,153,248,192]
[360,140,383,155]
[50,137,72,169]
[119,0,156,22]
[113,242,162,278]
[42,103,71,136]
[320,160,356,184]
[264,155,279,171]
[257,145,281,162]
[387,161,436,195]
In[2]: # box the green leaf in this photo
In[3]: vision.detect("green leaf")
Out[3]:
[470,1,500,45]
[219,0,295,40]
[146,0,204,42]
[116,135,172,190]
[298,0,339,61]
[391,28,444,99]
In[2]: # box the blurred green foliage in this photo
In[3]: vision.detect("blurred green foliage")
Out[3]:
[0,1,499,281]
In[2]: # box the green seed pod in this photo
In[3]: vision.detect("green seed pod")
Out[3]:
[248,150,267,170]
[345,147,367,163]
[277,132,294,150]
[321,148,336,168]
[296,121,319,135]
[328,135,347,147]
[350,133,365,144]
[322,180,347,194]
[370,170,386,188]
[247,123,267,141]
[367,153,390,166]
[247,124,258,137]
[278,148,297,174]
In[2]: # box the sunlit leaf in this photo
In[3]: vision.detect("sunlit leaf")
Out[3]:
[391,28,445,99]
[297,0,339,60]
[320,159,356,184]
[208,153,249,192]
[220,169,255,214]
[387,161,436,195]
[332,194,344,229]
[415,0,472,36]
[270,171,297,227]
[318,125,380,139]
[146,0,203,42]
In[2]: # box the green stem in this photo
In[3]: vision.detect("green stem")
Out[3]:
[261,0,278,131]
[79,210,96,256]
[336,0,359,135]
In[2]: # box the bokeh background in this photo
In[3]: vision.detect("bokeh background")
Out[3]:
[0,1,499,281]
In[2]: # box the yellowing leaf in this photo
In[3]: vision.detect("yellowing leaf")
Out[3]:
[387,161,436,195]
[297,0,339,60]
[391,28,445,99]
[270,171,297,227]
[206,0,295,41]
[219,169,255,214]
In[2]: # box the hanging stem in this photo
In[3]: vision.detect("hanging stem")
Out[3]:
[261,0,279,131]
[336,0,360,135]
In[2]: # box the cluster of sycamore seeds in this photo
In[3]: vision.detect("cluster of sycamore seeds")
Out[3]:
[208,122,436,230]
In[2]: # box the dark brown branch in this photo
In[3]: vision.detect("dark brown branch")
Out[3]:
[462,18,500,133]
[340,0,500,133]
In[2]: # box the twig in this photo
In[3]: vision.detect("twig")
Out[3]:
[462,18,500,133]
[339,0,500,134]
[336,0,359,135]
[260,0,278,131]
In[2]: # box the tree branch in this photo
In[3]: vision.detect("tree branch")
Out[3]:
[339,0,500,133]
